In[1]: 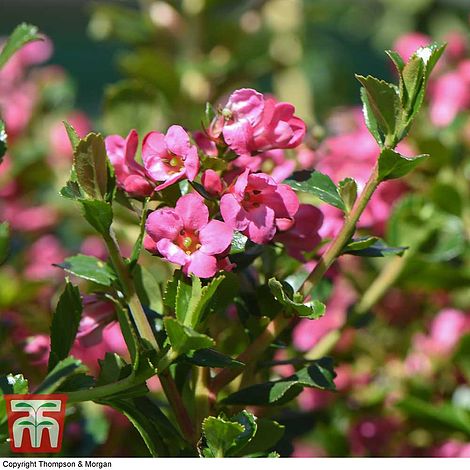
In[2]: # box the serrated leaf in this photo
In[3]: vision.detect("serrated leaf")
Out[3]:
[184,349,244,368]
[378,148,428,181]
[360,88,383,147]
[163,317,214,355]
[56,254,116,286]
[268,278,325,320]
[62,121,80,151]
[48,281,83,371]
[338,178,357,212]
[74,133,108,200]
[80,199,113,236]
[285,170,345,211]
[60,180,83,200]
[202,416,245,458]
[355,75,399,144]
[37,357,88,394]
[222,358,336,406]
[0,23,42,69]
[237,418,285,456]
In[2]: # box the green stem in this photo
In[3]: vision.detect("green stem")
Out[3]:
[210,164,383,397]
[194,367,210,435]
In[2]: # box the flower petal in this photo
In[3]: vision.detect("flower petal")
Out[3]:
[146,208,183,241]
[245,205,276,244]
[165,125,191,156]
[175,193,209,230]
[220,193,249,231]
[184,251,218,278]
[199,220,233,255]
[156,239,188,266]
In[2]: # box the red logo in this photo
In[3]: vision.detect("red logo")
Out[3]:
[5,394,67,453]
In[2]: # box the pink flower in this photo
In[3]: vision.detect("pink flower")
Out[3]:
[275,204,323,260]
[24,334,50,366]
[220,169,299,244]
[201,169,223,196]
[393,32,431,62]
[105,129,154,197]
[220,88,306,156]
[428,308,470,353]
[24,235,67,281]
[431,440,470,458]
[145,193,233,278]
[76,297,116,347]
[142,125,199,191]
[193,131,218,157]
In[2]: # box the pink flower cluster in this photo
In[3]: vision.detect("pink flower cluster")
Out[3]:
[107,89,324,277]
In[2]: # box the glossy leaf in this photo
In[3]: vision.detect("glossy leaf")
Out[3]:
[163,317,214,355]
[0,23,42,69]
[268,278,325,320]
[338,177,357,212]
[56,254,116,286]
[342,237,407,257]
[80,199,113,236]
[48,281,83,371]
[378,148,428,181]
[184,349,244,368]
[36,357,88,394]
[223,358,336,406]
[202,416,245,458]
[285,170,345,211]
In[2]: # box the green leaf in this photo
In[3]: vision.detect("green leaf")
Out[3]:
[56,254,117,286]
[355,75,399,145]
[402,55,424,113]
[268,278,325,320]
[60,180,83,200]
[80,199,113,236]
[285,171,345,211]
[396,397,470,436]
[133,265,164,314]
[175,277,194,323]
[74,133,108,200]
[0,121,7,162]
[360,87,383,147]
[163,317,214,355]
[229,411,257,456]
[37,357,88,394]
[62,121,80,152]
[184,349,244,368]
[48,281,83,371]
[0,374,29,441]
[230,232,248,255]
[377,148,428,181]
[338,178,357,212]
[202,416,245,458]
[101,397,188,457]
[342,237,407,257]
[0,23,42,69]
[0,222,10,265]
[223,358,336,406]
[237,418,285,456]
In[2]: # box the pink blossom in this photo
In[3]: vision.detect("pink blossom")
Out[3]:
[1,201,58,232]
[105,129,154,197]
[220,169,299,244]
[201,169,223,196]
[80,236,107,260]
[431,440,470,457]
[145,193,233,278]
[429,70,470,127]
[76,297,116,347]
[428,308,470,354]
[142,125,199,191]
[393,32,431,61]
[220,88,306,156]
[275,204,323,260]
[193,131,218,157]
[24,334,50,366]
[24,235,67,281]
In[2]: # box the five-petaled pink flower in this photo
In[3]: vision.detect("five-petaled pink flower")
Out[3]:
[220,169,299,244]
[145,193,233,278]
[105,129,154,197]
[143,125,200,191]
[219,88,306,156]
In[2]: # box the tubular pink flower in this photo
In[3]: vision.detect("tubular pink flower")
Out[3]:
[105,129,154,197]
[142,125,200,191]
[220,169,299,244]
[145,193,233,278]
[220,88,306,156]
